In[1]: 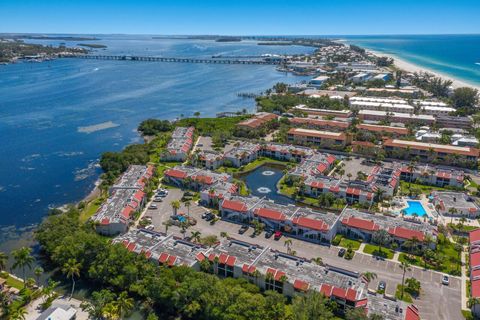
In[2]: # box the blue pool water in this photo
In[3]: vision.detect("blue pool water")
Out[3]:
[403,201,427,217]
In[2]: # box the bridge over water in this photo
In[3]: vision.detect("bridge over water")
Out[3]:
[61,54,285,65]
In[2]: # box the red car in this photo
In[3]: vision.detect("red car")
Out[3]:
[274,231,282,240]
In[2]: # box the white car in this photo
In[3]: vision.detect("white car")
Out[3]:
[442,275,449,285]
[148,204,158,209]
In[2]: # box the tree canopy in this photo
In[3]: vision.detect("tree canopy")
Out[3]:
[36,208,340,320]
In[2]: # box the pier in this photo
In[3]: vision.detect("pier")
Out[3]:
[61,54,285,65]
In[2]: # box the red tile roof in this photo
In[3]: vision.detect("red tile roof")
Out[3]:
[332,287,347,299]
[127,242,136,252]
[472,279,480,298]
[470,252,480,269]
[470,229,480,244]
[310,181,324,189]
[288,128,347,140]
[165,169,188,179]
[196,253,206,262]
[274,270,286,281]
[341,217,379,232]
[226,255,237,267]
[316,163,328,173]
[101,218,110,225]
[159,252,169,264]
[405,305,421,320]
[383,139,480,157]
[319,284,333,297]
[221,199,248,212]
[345,288,358,302]
[346,187,361,196]
[292,216,329,232]
[290,117,349,129]
[254,208,287,221]
[357,124,408,135]
[293,279,310,292]
[388,226,425,241]
[121,206,135,219]
[193,175,214,185]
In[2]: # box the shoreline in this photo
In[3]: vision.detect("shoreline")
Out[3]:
[365,48,480,91]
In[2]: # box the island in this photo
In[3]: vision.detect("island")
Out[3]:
[0,39,87,63]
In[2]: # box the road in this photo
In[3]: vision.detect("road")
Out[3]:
[143,187,463,320]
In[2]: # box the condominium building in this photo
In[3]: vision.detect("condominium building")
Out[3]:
[287,128,351,149]
[93,165,154,235]
[161,127,195,162]
[383,139,480,167]
[431,191,480,218]
[113,229,420,320]
[358,110,435,125]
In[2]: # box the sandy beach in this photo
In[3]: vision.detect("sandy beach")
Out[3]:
[366,49,480,91]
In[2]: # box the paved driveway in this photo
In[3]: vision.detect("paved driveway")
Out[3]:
[143,193,462,320]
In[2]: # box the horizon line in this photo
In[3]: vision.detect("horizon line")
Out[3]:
[1,32,480,37]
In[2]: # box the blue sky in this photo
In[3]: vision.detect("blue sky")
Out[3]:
[0,0,479,35]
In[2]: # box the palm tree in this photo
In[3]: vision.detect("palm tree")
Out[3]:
[312,257,323,266]
[362,271,377,283]
[190,231,201,243]
[62,258,81,299]
[448,207,458,224]
[115,291,134,319]
[11,247,35,287]
[400,260,411,299]
[284,239,293,254]
[9,306,27,320]
[220,231,228,238]
[0,251,7,272]
[374,188,385,202]
[34,266,44,286]
[170,200,181,216]
[184,200,191,219]
[346,173,352,181]
[102,302,120,320]
[407,161,416,187]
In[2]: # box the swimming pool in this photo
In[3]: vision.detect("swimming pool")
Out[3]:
[403,201,427,217]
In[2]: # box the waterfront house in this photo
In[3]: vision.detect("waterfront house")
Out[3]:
[287,128,351,150]
[161,127,195,162]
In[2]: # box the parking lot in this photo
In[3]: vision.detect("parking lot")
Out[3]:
[139,186,462,320]
[340,156,378,178]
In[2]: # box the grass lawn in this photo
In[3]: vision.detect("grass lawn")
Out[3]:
[395,284,413,303]
[399,181,449,194]
[0,273,24,290]
[462,310,474,320]
[278,176,296,197]
[79,196,105,223]
[363,244,394,259]
[398,236,462,275]
[338,238,361,251]
[241,158,287,173]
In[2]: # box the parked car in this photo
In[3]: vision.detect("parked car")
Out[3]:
[239,225,249,234]
[274,231,282,240]
[338,248,346,257]
[442,275,449,285]
[378,281,386,291]
[204,212,215,221]
[153,198,163,202]
[145,225,155,231]
[265,230,273,239]
[148,204,158,209]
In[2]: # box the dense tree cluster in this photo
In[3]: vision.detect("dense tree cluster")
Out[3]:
[35,208,351,320]
[138,119,173,136]
[411,72,452,98]
[100,144,150,185]
[451,87,479,115]
[256,94,348,114]
[375,56,394,67]
[0,40,87,62]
